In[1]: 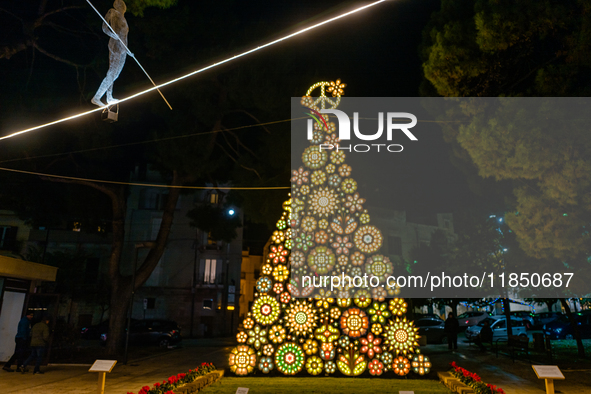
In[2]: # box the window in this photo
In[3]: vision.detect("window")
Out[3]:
[72,222,82,232]
[494,320,506,329]
[207,232,217,246]
[387,236,402,255]
[0,226,17,250]
[146,298,156,309]
[204,259,217,284]
[210,192,219,204]
[203,299,213,310]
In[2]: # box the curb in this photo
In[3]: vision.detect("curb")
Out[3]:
[173,370,224,394]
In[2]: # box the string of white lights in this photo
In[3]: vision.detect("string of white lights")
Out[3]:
[0,0,389,142]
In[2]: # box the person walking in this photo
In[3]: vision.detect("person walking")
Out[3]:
[444,312,459,350]
[21,316,51,374]
[2,312,33,372]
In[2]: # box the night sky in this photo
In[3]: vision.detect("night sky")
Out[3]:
[0,0,479,232]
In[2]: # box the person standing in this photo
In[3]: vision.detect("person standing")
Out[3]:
[21,316,51,374]
[474,320,493,352]
[444,312,459,350]
[2,312,33,372]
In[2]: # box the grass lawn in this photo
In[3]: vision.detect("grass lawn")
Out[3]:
[201,377,452,394]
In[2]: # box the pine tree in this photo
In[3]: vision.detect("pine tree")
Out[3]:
[229,81,429,377]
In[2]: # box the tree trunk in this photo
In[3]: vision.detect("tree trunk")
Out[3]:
[105,280,132,356]
[560,298,585,357]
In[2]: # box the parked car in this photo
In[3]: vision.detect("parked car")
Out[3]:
[100,319,182,347]
[544,312,591,340]
[457,311,490,328]
[509,311,535,329]
[415,318,447,344]
[533,312,562,329]
[413,313,443,321]
[465,316,527,341]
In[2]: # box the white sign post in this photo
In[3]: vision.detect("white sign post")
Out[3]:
[89,359,117,394]
[532,365,564,394]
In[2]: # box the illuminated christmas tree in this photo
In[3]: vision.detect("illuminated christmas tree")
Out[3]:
[228,81,430,377]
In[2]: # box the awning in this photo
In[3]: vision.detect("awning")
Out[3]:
[0,255,57,282]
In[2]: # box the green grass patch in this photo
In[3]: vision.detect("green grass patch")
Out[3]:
[202,377,452,394]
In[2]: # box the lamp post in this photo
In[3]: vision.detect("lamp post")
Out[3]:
[123,242,154,365]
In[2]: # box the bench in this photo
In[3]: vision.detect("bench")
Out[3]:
[494,335,530,362]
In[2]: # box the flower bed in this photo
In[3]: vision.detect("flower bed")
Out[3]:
[127,363,217,394]
[449,362,505,394]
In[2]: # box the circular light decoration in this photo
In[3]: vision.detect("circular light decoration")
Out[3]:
[307,246,336,275]
[365,254,393,280]
[325,360,336,374]
[411,354,431,375]
[359,333,382,359]
[269,244,289,264]
[392,356,411,376]
[275,342,305,375]
[340,308,369,338]
[256,277,272,293]
[286,300,318,336]
[243,317,255,330]
[272,230,285,244]
[305,355,324,375]
[247,325,268,350]
[280,291,291,304]
[229,345,256,376]
[236,331,248,343]
[258,356,274,374]
[353,225,383,254]
[302,146,328,170]
[261,264,273,276]
[262,343,274,356]
[272,264,289,282]
[383,317,419,356]
[303,339,318,355]
[308,187,339,217]
[276,219,287,230]
[388,298,408,316]
[304,80,343,110]
[269,325,286,344]
[273,282,284,294]
[252,295,281,326]
[371,323,383,336]
[368,359,384,376]
[368,302,391,324]
[338,335,350,349]
[353,290,372,308]
[380,352,393,368]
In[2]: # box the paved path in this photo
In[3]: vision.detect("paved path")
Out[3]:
[423,334,591,394]
[0,339,233,394]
